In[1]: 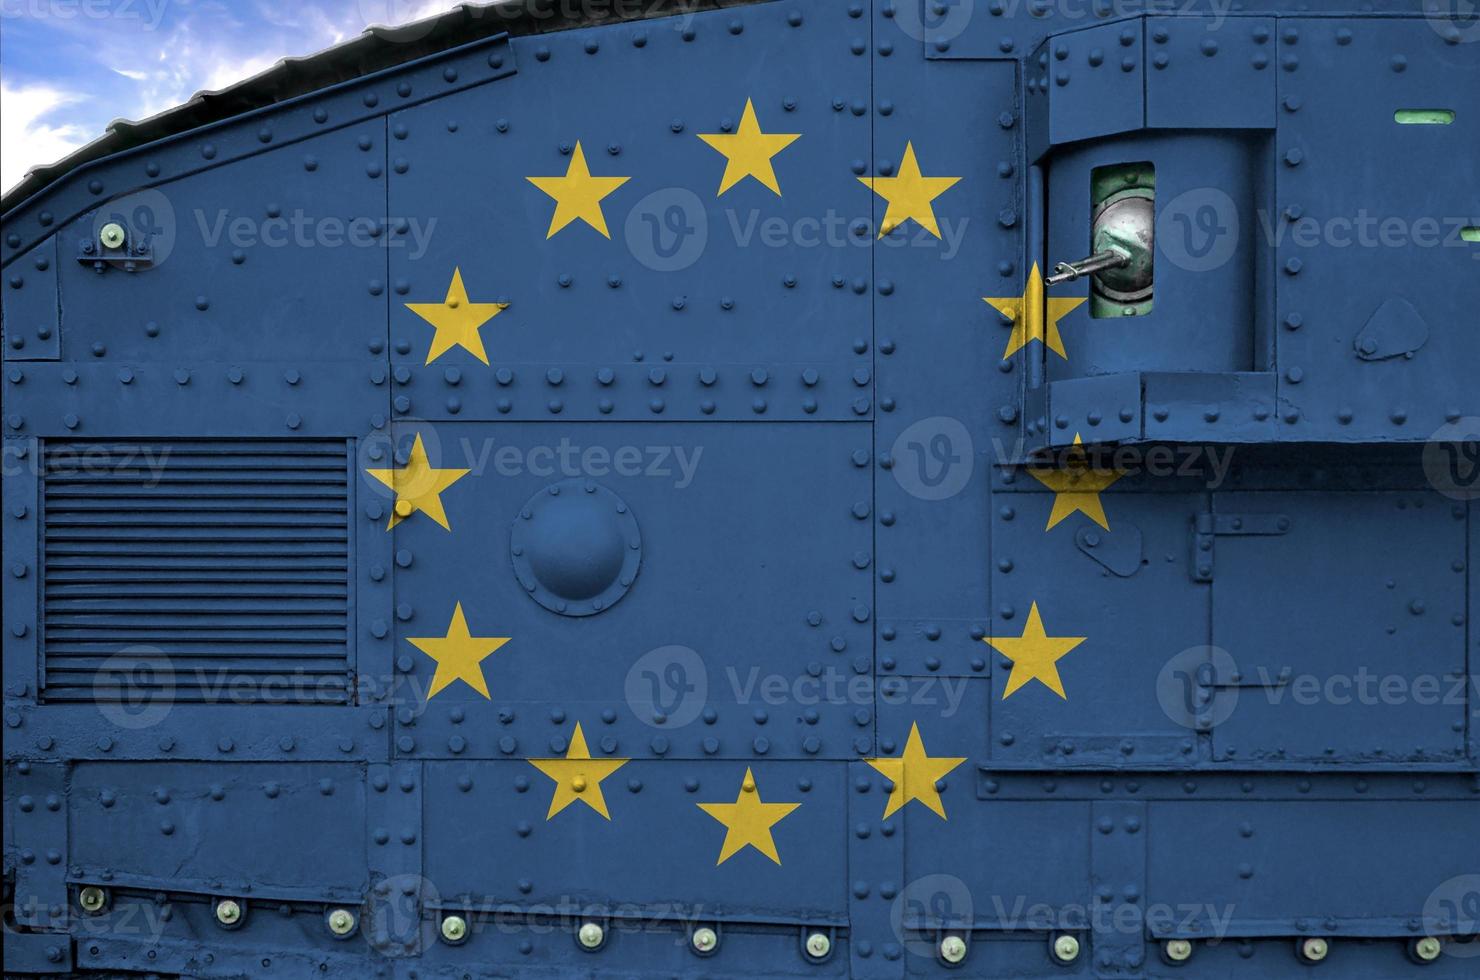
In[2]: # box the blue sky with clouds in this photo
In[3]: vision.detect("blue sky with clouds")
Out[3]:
[1,0,453,193]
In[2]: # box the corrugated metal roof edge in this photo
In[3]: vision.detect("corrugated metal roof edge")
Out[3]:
[1,0,766,215]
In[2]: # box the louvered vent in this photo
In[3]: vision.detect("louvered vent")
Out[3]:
[41,440,353,704]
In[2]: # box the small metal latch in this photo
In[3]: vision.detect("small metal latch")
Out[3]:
[1191,512,1290,583]
[1075,522,1143,577]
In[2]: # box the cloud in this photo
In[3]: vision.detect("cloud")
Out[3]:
[1,80,92,195]
[0,0,476,197]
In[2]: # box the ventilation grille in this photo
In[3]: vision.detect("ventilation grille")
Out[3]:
[41,440,353,704]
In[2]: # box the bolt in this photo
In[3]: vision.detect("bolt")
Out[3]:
[79,886,107,914]
[805,932,831,958]
[940,934,968,964]
[441,915,467,942]
[1165,938,1193,962]
[1413,937,1442,963]
[578,921,605,949]
[99,223,126,250]
[1053,933,1081,963]
[215,899,242,926]
[327,908,355,935]
[692,926,718,953]
[1301,937,1329,962]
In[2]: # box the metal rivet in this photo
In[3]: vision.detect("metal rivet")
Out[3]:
[441,915,467,943]
[1165,939,1193,962]
[1301,937,1329,962]
[79,886,107,914]
[327,908,355,936]
[215,899,242,926]
[578,921,604,949]
[940,934,967,964]
[806,932,831,958]
[1053,934,1081,963]
[692,926,718,953]
[1413,937,1442,963]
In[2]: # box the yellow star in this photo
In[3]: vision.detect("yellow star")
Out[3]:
[1028,435,1124,530]
[696,98,801,195]
[696,768,800,865]
[527,723,629,820]
[404,267,507,366]
[984,602,1087,700]
[406,602,510,700]
[525,141,630,238]
[984,262,1088,360]
[364,433,469,530]
[859,141,961,238]
[864,722,966,819]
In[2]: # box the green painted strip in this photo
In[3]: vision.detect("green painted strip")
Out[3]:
[1394,109,1455,125]
[1462,227,1480,243]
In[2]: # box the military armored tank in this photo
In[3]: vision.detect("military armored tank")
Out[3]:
[3,1,1477,976]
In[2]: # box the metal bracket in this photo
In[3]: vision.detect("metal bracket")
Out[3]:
[1354,296,1429,361]
[1191,512,1290,582]
[75,237,155,273]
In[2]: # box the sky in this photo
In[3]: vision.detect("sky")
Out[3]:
[0,0,458,194]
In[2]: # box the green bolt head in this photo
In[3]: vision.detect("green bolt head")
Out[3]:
[1301,937,1329,962]
[691,926,718,953]
[805,932,831,959]
[1165,938,1193,962]
[578,921,604,949]
[327,908,355,936]
[939,934,968,964]
[1053,933,1081,963]
[440,915,467,943]
[99,223,126,250]
[78,886,107,914]
[215,899,242,926]
[1414,937,1443,962]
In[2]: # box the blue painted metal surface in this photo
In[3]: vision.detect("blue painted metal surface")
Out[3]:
[3,1,1478,977]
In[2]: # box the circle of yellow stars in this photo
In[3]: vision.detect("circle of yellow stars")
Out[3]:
[369,94,1106,873]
